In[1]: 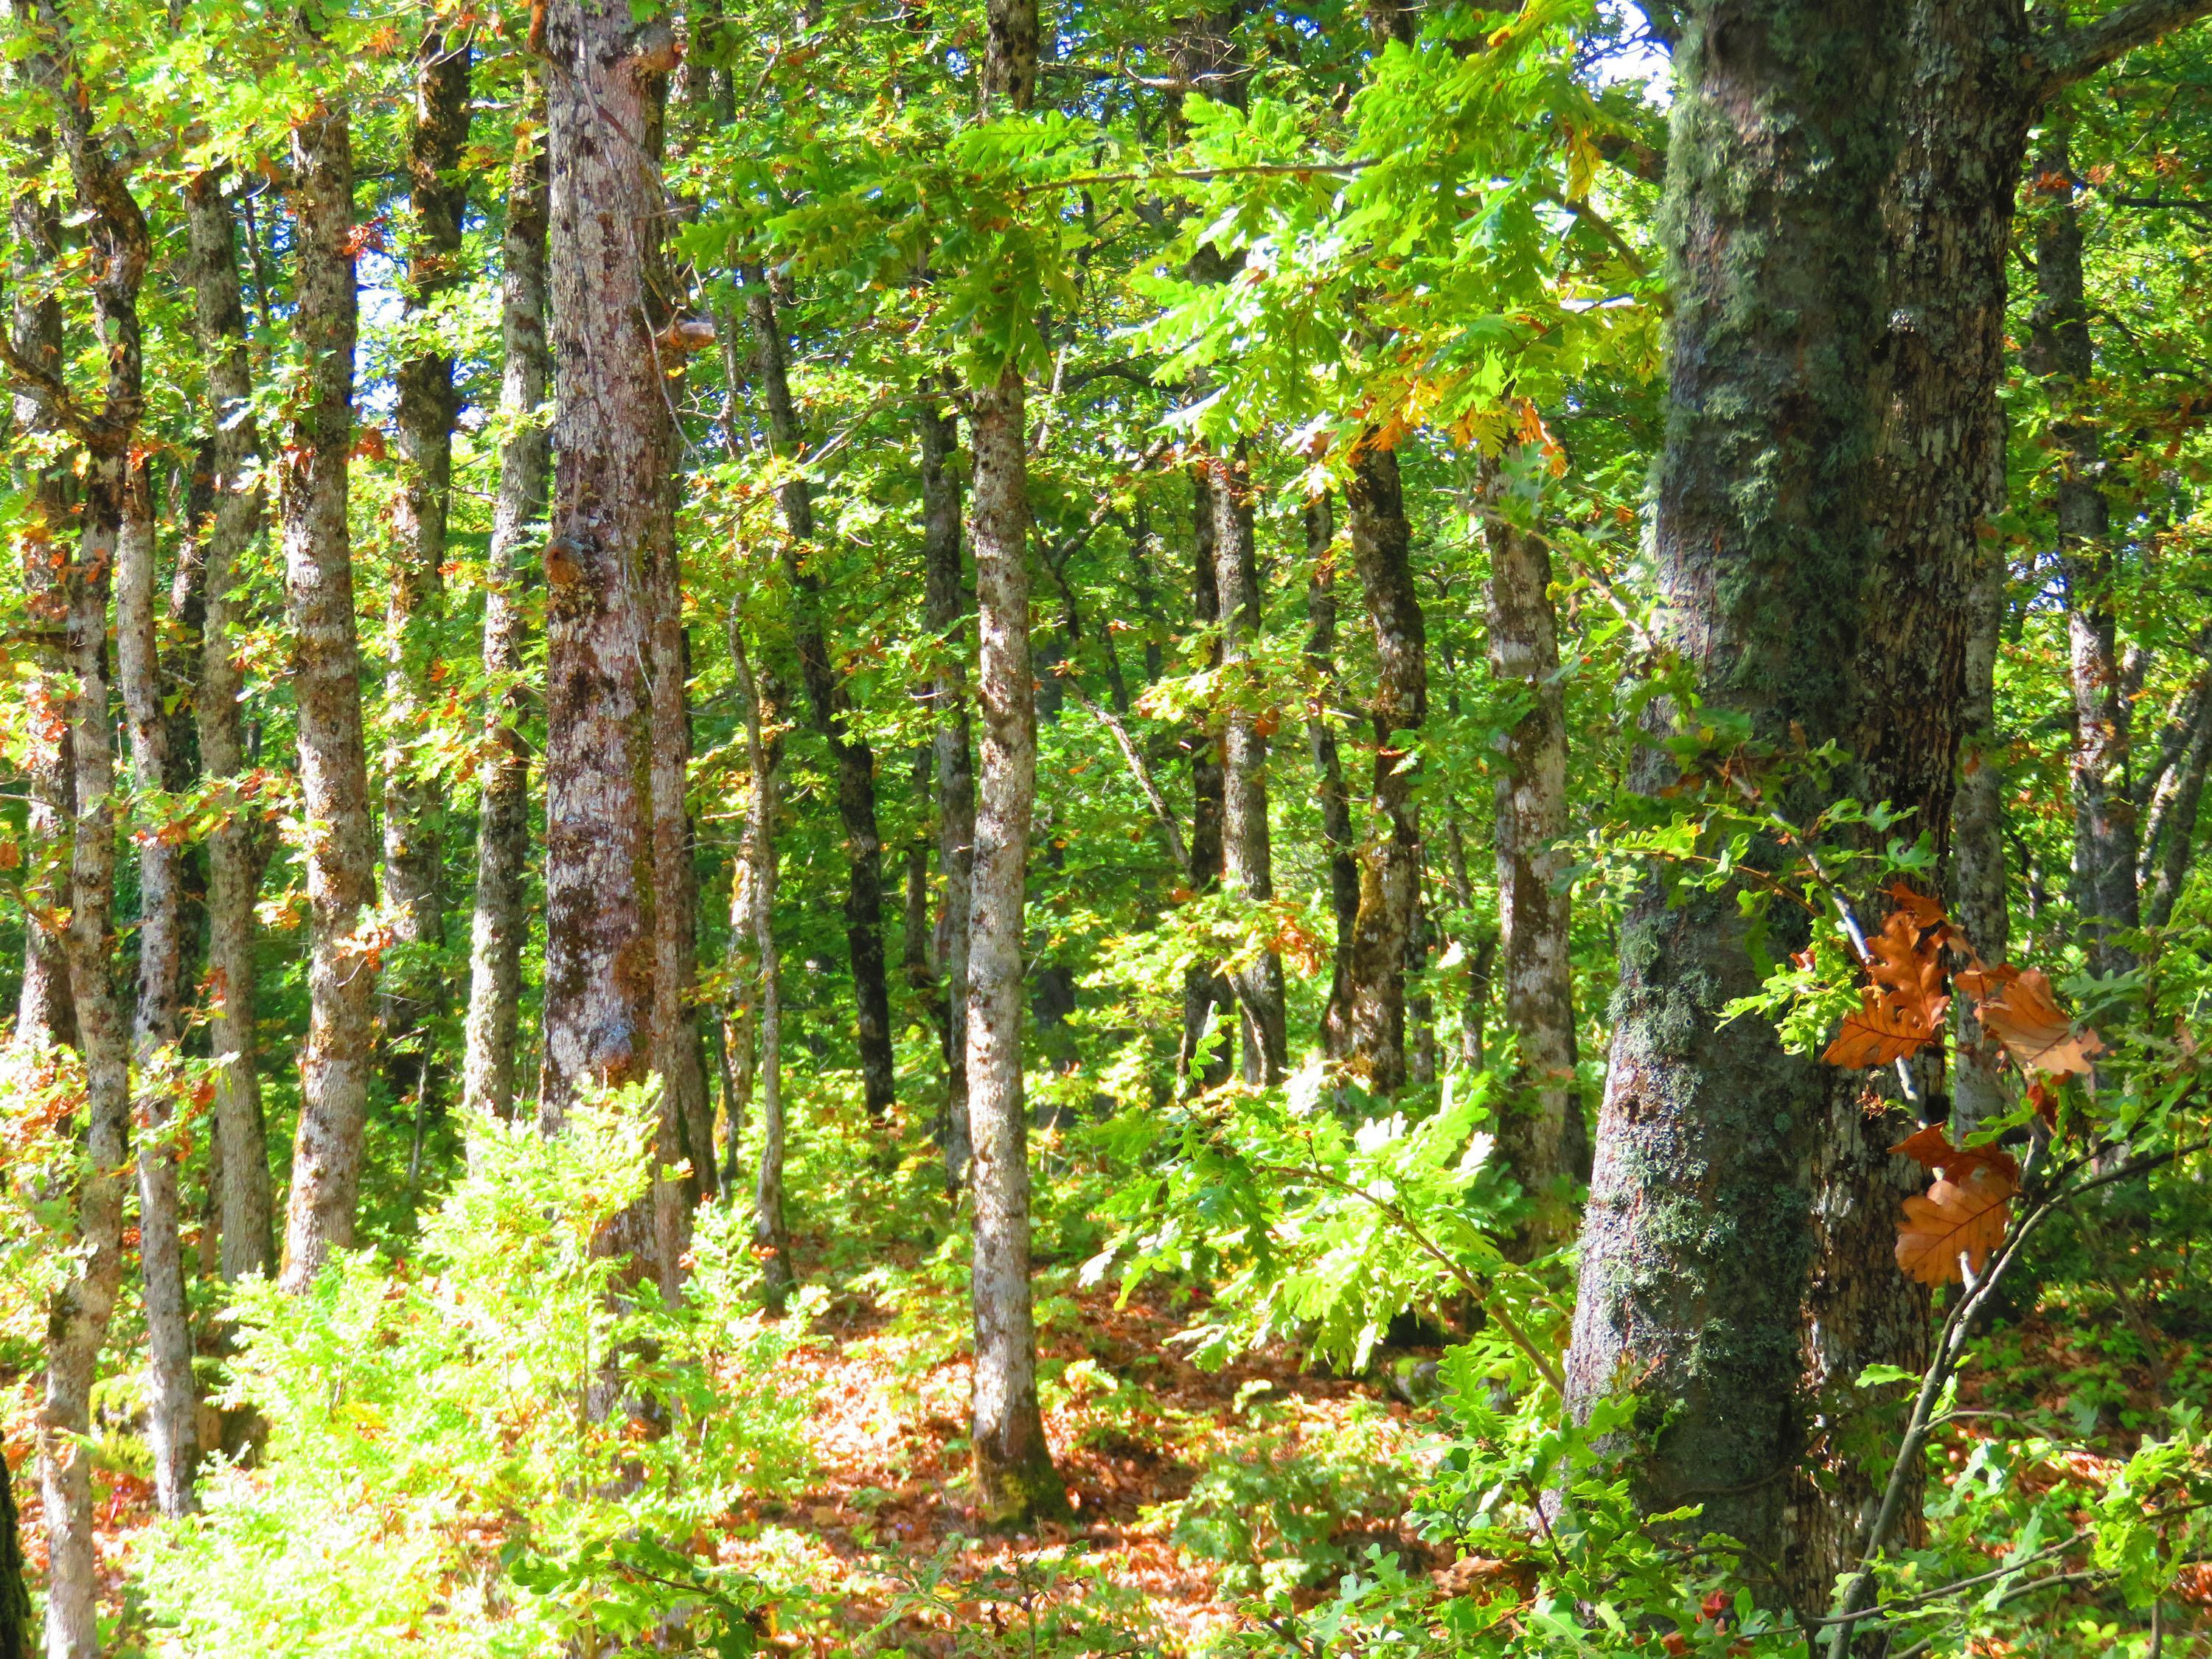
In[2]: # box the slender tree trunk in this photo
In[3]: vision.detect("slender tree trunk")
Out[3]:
[184,170,273,1281]
[1211,447,1286,1084]
[1441,814,1495,1070]
[1303,493,1360,1023]
[116,456,197,1515]
[464,70,549,1122]
[2031,124,2138,975]
[1952,536,2011,1132]
[922,399,976,1186]
[1180,470,1233,1091]
[1480,448,1587,1249]
[539,0,685,1297]
[380,23,473,1115]
[1329,445,1423,1093]
[730,625,791,1303]
[2145,705,2211,929]
[1562,0,1905,1592]
[10,119,72,1050]
[967,361,1065,1523]
[1,1448,27,1659]
[278,88,379,1293]
[742,273,899,1121]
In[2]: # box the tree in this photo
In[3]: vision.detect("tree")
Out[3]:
[1561,0,1907,1590]
[964,0,1068,1528]
[462,69,549,1123]
[922,398,976,1186]
[184,170,273,1281]
[277,58,378,1294]
[0,1449,24,1659]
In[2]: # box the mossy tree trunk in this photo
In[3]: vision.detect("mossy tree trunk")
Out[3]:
[1562,0,1907,1593]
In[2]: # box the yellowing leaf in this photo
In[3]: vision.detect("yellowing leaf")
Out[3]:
[1896,1163,2015,1286]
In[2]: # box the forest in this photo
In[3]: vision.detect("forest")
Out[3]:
[2,0,2212,1653]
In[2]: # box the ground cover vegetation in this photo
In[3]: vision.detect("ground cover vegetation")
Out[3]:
[2,0,2212,1653]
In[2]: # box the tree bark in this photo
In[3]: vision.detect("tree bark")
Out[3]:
[1303,493,1360,1024]
[277,87,379,1294]
[463,69,549,1123]
[116,454,198,1515]
[0,1448,27,1659]
[379,22,472,1118]
[1562,0,1906,1591]
[184,170,274,1282]
[729,625,791,1304]
[1179,470,1234,1091]
[922,398,976,1186]
[1211,446,1286,1084]
[2031,123,2139,976]
[539,0,686,1298]
[8,119,72,1051]
[1329,445,1423,1093]
[742,272,899,1122]
[1480,451,1587,1248]
[966,362,1065,1523]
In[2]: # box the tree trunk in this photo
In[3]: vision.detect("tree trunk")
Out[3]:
[1479,448,1587,1251]
[9,128,73,1051]
[116,455,198,1516]
[2031,123,2138,976]
[1303,493,1360,1024]
[184,170,274,1282]
[539,0,685,1297]
[922,399,976,1186]
[1441,814,1495,1070]
[278,90,379,1293]
[1,1447,27,1659]
[379,23,472,1116]
[1562,0,1905,1593]
[966,364,1065,1523]
[1329,445,1423,1093]
[1211,446,1286,1084]
[463,69,549,1123]
[1180,470,1233,1091]
[742,272,899,1122]
[730,625,791,1303]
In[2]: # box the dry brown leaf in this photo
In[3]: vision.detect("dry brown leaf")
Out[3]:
[1896,1163,2016,1285]
[1824,905,1951,1068]
[1825,998,1937,1068]
[1889,1124,2020,1183]
[1961,964,2104,1079]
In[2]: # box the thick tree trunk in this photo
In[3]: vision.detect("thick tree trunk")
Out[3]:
[742,274,899,1121]
[539,0,686,1297]
[463,72,549,1122]
[1479,450,1587,1250]
[278,93,379,1293]
[1303,494,1360,1023]
[1211,447,1286,1084]
[1329,445,1423,1093]
[729,626,791,1303]
[1562,0,1905,1593]
[184,170,274,1281]
[1180,471,1234,1091]
[116,456,197,1515]
[2032,125,2138,975]
[379,24,473,1116]
[922,400,976,1186]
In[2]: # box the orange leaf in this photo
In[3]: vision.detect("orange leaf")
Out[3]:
[1885,881,1947,933]
[1896,1162,2015,1285]
[1823,997,1935,1068]
[1964,965,2103,1078]
[1826,902,1952,1070]
[1888,1124,2020,1183]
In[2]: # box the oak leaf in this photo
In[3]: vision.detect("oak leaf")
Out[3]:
[1896,1162,2016,1285]
[1823,905,1950,1068]
[1888,1124,2019,1184]
[1956,963,2103,1079]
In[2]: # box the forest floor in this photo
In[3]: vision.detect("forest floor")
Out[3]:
[1,1231,1446,1658]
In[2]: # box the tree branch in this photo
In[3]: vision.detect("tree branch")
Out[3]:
[1065,681,1189,874]
[2033,0,2212,100]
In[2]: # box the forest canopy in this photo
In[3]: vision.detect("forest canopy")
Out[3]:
[3,0,2212,1655]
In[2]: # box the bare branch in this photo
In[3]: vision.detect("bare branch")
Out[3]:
[2033,0,2212,100]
